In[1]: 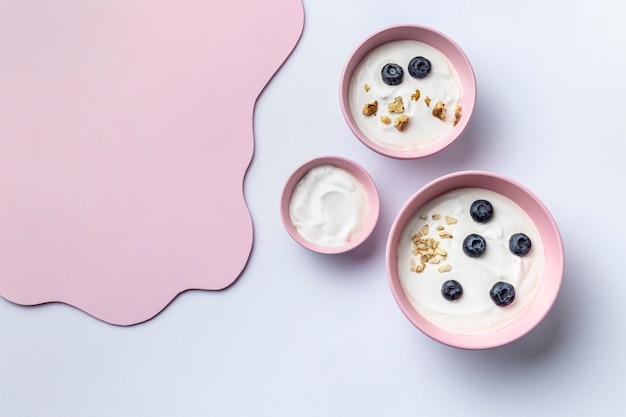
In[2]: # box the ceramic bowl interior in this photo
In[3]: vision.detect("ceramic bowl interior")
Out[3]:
[340,24,476,159]
[386,171,564,349]
[281,156,380,254]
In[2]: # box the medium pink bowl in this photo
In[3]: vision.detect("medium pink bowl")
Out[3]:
[281,156,380,254]
[386,171,564,349]
[340,24,476,159]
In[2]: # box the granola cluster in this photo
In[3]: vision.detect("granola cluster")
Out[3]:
[361,87,462,132]
[409,214,457,274]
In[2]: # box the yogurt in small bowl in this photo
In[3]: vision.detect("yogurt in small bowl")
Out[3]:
[386,171,564,349]
[281,156,380,254]
[340,24,476,159]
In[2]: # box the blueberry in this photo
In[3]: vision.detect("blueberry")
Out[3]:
[462,234,486,257]
[509,233,532,256]
[441,280,463,301]
[381,63,404,85]
[490,282,516,307]
[407,56,432,79]
[470,199,493,223]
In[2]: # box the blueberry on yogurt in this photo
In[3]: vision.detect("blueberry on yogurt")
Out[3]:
[381,63,404,85]
[463,234,486,258]
[469,199,493,223]
[441,280,463,301]
[490,282,516,307]
[407,56,432,79]
[509,232,532,256]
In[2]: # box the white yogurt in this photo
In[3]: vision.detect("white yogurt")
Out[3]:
[349,40,463,151]
[289,165,369,247]
[397,188,545,335]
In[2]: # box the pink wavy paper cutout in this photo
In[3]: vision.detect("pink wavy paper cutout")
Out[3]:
[0,0,304,325]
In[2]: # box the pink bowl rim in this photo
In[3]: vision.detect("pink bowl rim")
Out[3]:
[385,170,565,349]
[339,24,477,160]
[281,155,380,254]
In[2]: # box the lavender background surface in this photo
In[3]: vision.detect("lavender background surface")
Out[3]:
[2,1,624,415]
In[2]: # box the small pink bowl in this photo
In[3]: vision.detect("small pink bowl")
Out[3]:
[340,24,476,159]
[386,171,564,349]
[281,156,380,254]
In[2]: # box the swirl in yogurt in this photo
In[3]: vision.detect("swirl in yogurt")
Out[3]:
[349,40,463,151]
[397,188,545,335]
[289,165,369,247]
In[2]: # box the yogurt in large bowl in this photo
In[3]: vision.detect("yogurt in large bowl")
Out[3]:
[281,156,380,254]
[386,171,564,349]
[340,25,476,159]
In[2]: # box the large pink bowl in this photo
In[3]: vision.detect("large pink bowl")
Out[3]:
[386,171,564,349]
[281,156,380,254]
[340,24,476,159]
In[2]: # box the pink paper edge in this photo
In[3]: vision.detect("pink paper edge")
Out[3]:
[0,1,305,326]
